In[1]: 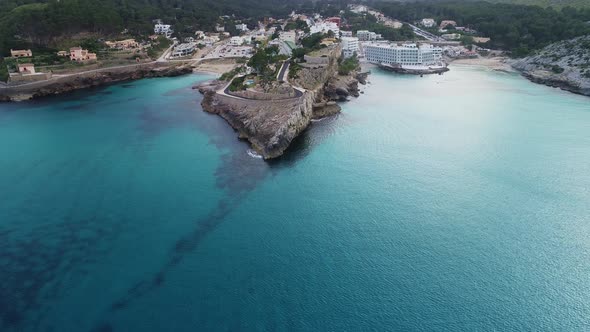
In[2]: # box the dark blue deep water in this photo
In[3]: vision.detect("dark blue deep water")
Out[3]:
[1,66,590,331]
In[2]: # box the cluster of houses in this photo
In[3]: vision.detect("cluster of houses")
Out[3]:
[339,8,483,68]
[8,46,96,80]
[7,49,50,82]
[420,18,489,43]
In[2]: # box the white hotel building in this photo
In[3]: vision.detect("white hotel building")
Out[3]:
[364,42,443,68]
[341,37,359,58]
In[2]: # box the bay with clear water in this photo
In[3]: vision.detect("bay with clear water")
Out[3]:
[1,65,589,331]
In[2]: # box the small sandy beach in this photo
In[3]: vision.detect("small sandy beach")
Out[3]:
[449,56,515,72]
[193,58,239,75]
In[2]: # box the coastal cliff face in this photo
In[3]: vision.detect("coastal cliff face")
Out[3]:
[293,45,363,119]
[0,64,193,102]
[512,35,590,96]
[196,45,365,160]
[199,81,314,159]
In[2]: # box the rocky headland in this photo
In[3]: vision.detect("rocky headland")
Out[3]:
[512,35,590,96]
[197,45,365,160]
[0,63,193,102]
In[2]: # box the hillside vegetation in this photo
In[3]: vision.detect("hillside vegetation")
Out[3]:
[383,0,590,8]
[0,0,298,54]
[375,1,590,56]
[475,0,589,8]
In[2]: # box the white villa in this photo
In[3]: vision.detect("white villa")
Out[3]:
[340,37,359,58]
[235,23,249,32]
[357,30,382,41]
[310,21,339,36]
[195,31,205,39]
[171,43,196,57]
[154,24,172,37]
[421,18,436,28]
[349,5,367,13]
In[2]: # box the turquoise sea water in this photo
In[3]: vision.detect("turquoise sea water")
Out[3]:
[1,66,590,331]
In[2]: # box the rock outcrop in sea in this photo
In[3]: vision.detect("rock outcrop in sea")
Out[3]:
[197,45,365,160]
[512,35,590,96]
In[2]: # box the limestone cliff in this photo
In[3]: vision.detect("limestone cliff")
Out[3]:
[292,45,364,119]
[196,45,365,160]
[512,35,590,96]
[198,81,314,159]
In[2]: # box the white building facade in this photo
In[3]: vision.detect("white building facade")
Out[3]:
[235,23,249,32]
[340,30,353,38]
[154,24,172,37]
[341,37,359,58]
[229,36,244,46]
[310,22,339,36]
[171,43,196,57]
[421,18,436,28]
[356,30,381,41]
[364,43,443,67]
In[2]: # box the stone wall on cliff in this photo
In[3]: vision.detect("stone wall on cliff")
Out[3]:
[228,84,297,100]
[293,45,342,91]
[292,44,364,114]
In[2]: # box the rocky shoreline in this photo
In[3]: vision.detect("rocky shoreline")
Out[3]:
[0,63,193,102]
[196,46,365,160]
[511,35,590,97]
[513,67,590,97]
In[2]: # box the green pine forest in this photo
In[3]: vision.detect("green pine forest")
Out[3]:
[371,1,590,57]
[0,0,301,54]
[1,0,590,58]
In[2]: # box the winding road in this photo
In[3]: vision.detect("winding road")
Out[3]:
[277,61,290,82]
[219,61,305,101]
